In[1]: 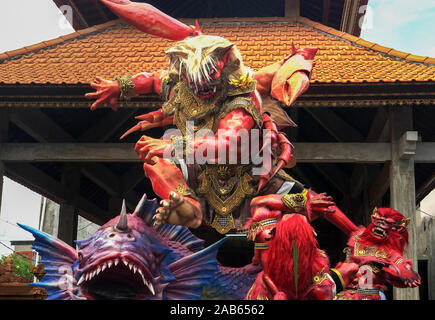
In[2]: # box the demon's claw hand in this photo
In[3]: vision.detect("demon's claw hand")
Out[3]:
[333,262,360,288]
[85,76,120,111]
[383,260,421,288]
[120,110,174,139]
[307,191,336,216]
[135,135,172,163]
[153,191,202,228]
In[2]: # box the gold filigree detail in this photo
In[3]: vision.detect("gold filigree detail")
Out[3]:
[210,213,237,234]
[281,189,308,213]
[197,164,255,218]
[114,75,135,100]
[312,269,329,285]
[175,81,227,119]
[175,183,196,198]
[353,240,388,259]
[228,74,254,90]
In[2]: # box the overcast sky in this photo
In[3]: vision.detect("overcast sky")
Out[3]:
[0,0,434,256]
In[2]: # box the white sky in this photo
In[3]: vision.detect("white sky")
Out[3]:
[0,0,434,256]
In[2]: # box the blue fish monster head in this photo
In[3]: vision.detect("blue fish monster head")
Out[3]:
[75,196,172,300]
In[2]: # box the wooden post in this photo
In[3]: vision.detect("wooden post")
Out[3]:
[429,218,435,300]
[58,204,78,247]
[57,165,81,247]
[284,0,300,18]
[389,107,419,300]
[0,109,9,221]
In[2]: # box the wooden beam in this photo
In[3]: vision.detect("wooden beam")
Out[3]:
[417,172,435,204]
[322,0,331,25]
[312,163,350,195]
[81,163,139,209]
[65,0,89,29]
[92,0,110,22]
[58,165,81,246]
[10,109,75,143]
[368,163,390,206]
[350,108,390,198]
[415,143,435,163]
[429,219,435,300]
[78,109,137,142]
[389,108,419,300]
[4,163,107,225]
[120,164,145,195]
[0,142,396,163]
[9,110,136,210]
[285,0,300,18]
[305,108,364,142]
[0,109,9,221]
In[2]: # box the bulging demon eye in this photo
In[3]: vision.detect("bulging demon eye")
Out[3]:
[78,252,83,263]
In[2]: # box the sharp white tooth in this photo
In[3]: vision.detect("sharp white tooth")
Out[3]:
[129,263,133,270]
[114,259,119,266]
[91,271,96,279]
[77,276,85,286]
[108,261,113,268]
[122,259,128,266]
[142,275,146,285]
[85,273,89,281]
[138,269,143,276]
[96,266,101,275]
[147,282,155,296]
[133,266,138,273]
[102,263,107,272]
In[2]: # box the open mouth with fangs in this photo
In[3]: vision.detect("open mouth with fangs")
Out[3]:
[188,79,221,99]
[78,254,155,300]
[372,226,387,238]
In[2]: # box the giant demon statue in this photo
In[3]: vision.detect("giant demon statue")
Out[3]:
[86,0,357,239]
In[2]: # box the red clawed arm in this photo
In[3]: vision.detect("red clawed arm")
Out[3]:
[189,108,255,163]
[254,46,318,106]
[131,70,167,95]
[322,205,358,236]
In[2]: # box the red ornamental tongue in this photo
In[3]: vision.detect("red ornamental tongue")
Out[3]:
[99,0,201,40]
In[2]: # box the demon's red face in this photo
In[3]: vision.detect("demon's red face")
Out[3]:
[370,208,409,240]
[166,35,238,100]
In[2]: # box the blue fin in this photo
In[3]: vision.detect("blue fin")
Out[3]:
[164,238,227,300]
[132,193,159,225]
[18,223,80,300]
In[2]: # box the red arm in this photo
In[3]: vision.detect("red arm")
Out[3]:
[253,46,318,106]
[85,70,167,110]
[189,108,255,163]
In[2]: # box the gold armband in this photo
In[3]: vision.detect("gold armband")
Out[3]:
[281,189,308,212]
[115,75,135,100]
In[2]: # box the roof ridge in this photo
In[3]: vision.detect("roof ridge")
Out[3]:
[0,20,122,62]
[294,16,435,65]
[1,16,434,66]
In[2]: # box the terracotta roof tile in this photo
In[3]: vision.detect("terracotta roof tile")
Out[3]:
[0,17,434,85]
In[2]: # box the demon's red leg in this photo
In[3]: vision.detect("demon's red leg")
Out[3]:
[142,157,202,228]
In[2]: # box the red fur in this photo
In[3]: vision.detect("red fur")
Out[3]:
[359,208,408,254]
[264,214,329,299]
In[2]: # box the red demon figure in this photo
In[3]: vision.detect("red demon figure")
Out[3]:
[334,207,421,300]
[245,214,359,300]
[86,1,358,246]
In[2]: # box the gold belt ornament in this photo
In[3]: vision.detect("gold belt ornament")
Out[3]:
[197,164,255,234]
